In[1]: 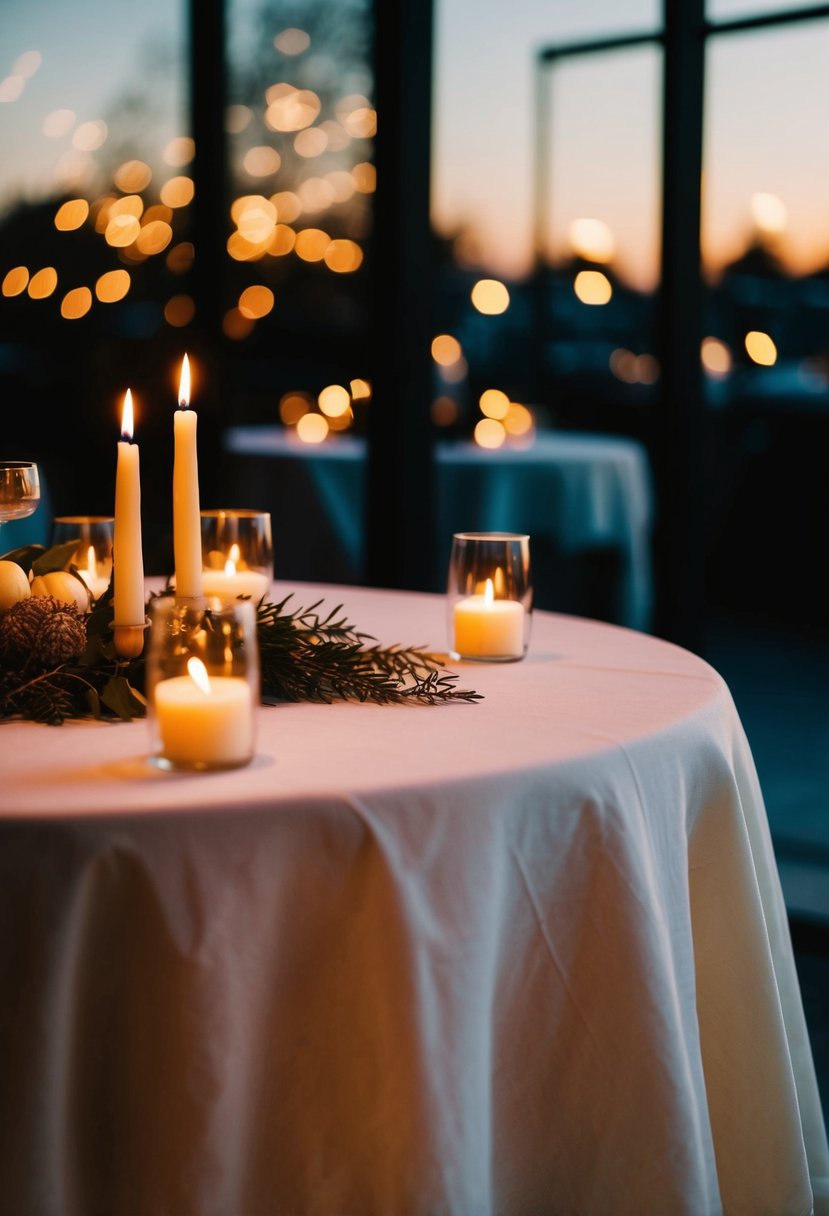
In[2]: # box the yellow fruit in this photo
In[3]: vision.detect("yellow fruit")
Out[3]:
[0,559,31,610]
[30,570,90,612]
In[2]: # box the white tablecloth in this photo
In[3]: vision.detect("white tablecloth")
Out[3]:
[1,584,826,1216]
[223,428,654,631]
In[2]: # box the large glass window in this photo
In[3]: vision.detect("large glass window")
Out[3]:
[0,0,186,550]
[223,0,374,435]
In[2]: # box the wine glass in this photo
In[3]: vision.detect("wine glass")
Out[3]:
[0,461,41,548]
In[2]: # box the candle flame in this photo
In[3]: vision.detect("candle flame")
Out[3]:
[229,543,241,564]
[121,388,134,440]
[224,558,237,576]
[187,656,211,694]
[484,578,494,605]
[87,546,97,578]
[178,353,191,408]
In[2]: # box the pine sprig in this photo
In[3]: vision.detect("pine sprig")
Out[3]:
[0,547,482,722]
[257,594,482,706]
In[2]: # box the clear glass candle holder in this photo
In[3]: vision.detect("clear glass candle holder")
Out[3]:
[447,532,532,662]
[146,596,260,771]
[200,509,273,602]
[52,515,114,602]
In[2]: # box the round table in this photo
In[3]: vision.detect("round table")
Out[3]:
[1,583,826,1216]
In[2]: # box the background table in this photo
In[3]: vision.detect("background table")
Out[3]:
[1,584,827,1216]
[223,428,654,631]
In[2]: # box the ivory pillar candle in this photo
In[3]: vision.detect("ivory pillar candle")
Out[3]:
[173,353,203,598]
[200,560,269,602]
[154,658,253,767]
[453,578,525,658]
[113,389,145,630]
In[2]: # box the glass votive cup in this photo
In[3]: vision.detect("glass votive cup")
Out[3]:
[52,515,114,602]
[145,596,260,771]
[200,509,272,602]
[447,532,532,662]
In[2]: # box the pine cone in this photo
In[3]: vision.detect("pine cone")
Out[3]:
[0,595,57,660]
[0,595,86,666]
[37,607,87,665]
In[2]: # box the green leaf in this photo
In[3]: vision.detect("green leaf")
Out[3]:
[0,543,45,570]
[32,540,83,576]
[101,675,146,721]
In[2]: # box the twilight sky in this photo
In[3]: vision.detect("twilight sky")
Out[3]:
[2,0,828,291]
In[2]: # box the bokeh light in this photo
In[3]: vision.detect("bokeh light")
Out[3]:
[2,266,29,297]
[166,242,194,274]
[243,146,282,177]
[745,330,777,366]
[72,120,107,151]
[350,378,371,400]
[265,85,321,132]
[318,384,351,417]
[42,109,75,137]
[60,287,92,319]
[95,269,131,303]
[271,191,302,222]
[295,128,328,158]
[431,334,462,366]
[296,412,329,443]
[274,28,311,55]
[471,279,510,315]
[163,136,195,166]
[474,418,506,449]
[574,270,612,305]
[105,213,140,247]
[28,267,58,299]
[269,225,296,256]
[0,77,25,103]
[225,104,252,134]
[701,336,732,378]
[222,308,255,340]
[431,396,459,426]
[324,239,363,273]
[238,285,275,319]
[294,228,330,261]
[114,160,152,193]
[136,220,173,255]
[298,177,335,212]
[164,295,195,327]
[54,199,89,231]
[479,388,510,420]
[160,176,194,208]
[568,217,616,263]
[279,392,312,425]
[352,162,376,193]
[750,192,788,236]
[504,403,534,436]
[14,51,42,79]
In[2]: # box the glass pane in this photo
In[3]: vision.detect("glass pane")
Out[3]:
[702,22,829,641]
[224,0,374,433]
[708,0,829,21]
[0,0,186,545]
[534,47,661,437]
[433,0,661,287]
[433,0,662,448]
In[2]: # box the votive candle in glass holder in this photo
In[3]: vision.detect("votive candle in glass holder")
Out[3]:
[52,515,114,601]
[199,509,272,602]
[146,596,260,771]
[448,532,532,661]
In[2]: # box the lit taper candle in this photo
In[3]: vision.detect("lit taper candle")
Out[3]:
[113,388,146,657]
[173,353,203,597]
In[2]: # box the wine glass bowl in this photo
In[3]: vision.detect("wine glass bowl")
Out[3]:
[0,462,40,526]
